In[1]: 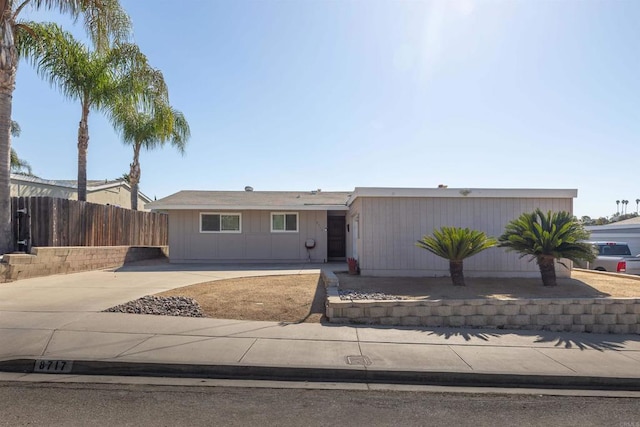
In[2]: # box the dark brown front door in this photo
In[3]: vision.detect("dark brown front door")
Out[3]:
[327,215,346,259]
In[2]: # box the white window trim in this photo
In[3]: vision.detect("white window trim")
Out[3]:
[271,212,299,233]
[200,212,242,233]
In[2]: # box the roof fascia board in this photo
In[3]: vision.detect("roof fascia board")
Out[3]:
[145,204,350,211]
[11,174,67,188]
[347,187,578,205]
[586,224,640,231]
[12,174,125,192]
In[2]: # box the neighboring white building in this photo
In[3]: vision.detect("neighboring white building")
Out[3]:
[587,217,640,256]
[147,186,577,278]
[11,174,152,211]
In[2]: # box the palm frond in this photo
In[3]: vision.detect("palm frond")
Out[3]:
[416,227,497,261]
[498,209,595,263]
[22,0,132,50]
[10,148,32,175]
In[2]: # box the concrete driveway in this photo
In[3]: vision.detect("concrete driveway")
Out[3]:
[0,262,337,312]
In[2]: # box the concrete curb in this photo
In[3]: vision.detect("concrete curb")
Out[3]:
[1,359,639,391]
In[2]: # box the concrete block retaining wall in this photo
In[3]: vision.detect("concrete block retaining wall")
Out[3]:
[320,271,640,335]
[1,246,168,281]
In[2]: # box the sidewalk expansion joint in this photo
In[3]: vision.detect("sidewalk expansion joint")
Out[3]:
[237,338,258,364]
[114,335,156,359]
[119,336,221,358]
[226,324,284,338]
[39,330,57,357]
[447,345,474,371]
[534,348,577,374]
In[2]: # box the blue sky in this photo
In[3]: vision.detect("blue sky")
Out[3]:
[12,0,640,218]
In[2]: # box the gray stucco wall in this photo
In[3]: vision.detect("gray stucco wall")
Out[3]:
[168,210,329,263]
[349,196,573,277]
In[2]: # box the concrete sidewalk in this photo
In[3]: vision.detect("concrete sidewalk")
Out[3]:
[1,263,639,390]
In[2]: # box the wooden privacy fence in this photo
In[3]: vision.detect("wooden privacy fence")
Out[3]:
[11,197,168,250]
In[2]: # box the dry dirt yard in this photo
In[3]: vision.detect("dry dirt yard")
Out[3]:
[156,270,639,323]
[337,270,640,299]
[158,274,326,323]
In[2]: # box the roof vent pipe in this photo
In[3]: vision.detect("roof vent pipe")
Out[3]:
[245,186,254,192]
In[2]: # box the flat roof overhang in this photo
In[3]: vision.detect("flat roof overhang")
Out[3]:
[347,187,578,205]
[145,204,350,211]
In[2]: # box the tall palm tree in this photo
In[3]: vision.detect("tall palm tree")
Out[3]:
[19,22,151,203]
[616,200,620,215]
[623,200,629,215]
[636,199,639,214]
[416,227,496,286]
[498,209,595,286]
[0,0,130,254]
[110,94,189,210]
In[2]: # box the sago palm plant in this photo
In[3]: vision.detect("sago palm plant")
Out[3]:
[416,227,497,286]
[498,209,595,286]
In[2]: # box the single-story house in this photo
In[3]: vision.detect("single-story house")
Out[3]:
[146,186,577,278]
[586,217,640,256]
[11,174,152,211]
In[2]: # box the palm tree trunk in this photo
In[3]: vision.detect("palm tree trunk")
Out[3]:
[537,255,557,286]
[449,260,465,286]
[129,142,141,211]
[77,98,90,202]
[0,12,17,254]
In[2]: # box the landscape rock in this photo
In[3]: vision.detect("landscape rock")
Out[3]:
[339,289,406,301]
[105,295,205,317]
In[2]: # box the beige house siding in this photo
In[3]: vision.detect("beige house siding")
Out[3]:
[352,196,573,277]
[87,188,149,211]
[11,179,150,211]
[11,181,73,199]
[168,210,329,263]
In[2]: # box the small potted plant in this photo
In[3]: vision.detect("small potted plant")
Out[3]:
[347,257,360,275]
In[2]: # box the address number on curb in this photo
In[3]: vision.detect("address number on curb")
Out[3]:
[34,360,73,374]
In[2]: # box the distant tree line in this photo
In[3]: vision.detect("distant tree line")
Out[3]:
[580,213,639,226]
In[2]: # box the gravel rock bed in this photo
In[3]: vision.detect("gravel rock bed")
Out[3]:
[338,289,406,301]
[105,295,206,317]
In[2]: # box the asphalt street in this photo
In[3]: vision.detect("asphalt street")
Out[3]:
[1,380,639,427]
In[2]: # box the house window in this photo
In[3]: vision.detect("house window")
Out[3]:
[200,213,241,233]
[271,212,298,232]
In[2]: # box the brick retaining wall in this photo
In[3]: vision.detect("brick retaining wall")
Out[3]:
[321,271,640,335]
[0,246,168,281]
